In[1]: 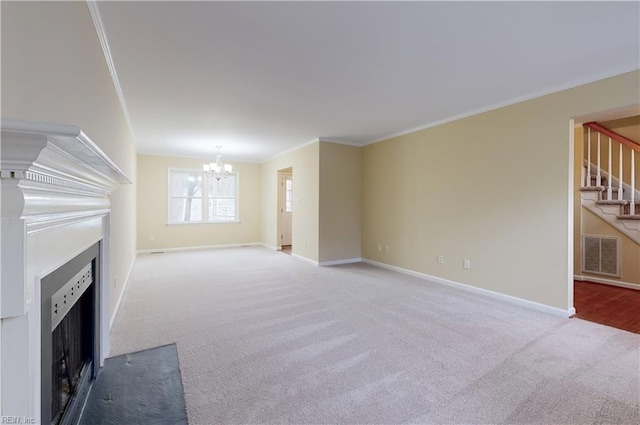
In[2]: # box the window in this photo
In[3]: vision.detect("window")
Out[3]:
[284,176,292,213]
[168,169,239,224]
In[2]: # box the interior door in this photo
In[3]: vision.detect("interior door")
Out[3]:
[281,174,292,246]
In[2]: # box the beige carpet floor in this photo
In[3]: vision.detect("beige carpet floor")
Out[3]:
[110,247,640,425]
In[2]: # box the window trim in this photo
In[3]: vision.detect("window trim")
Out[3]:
[167,167,240,225]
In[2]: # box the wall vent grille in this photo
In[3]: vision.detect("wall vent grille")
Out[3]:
[582,235,620,277]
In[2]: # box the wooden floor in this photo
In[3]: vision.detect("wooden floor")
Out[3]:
[574,280,640,334]
[281,245,292,255]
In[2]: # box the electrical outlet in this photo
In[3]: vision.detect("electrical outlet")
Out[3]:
[384,245,389,253]
[303,240,307,247]
[438,255,444,264]
[150,234,155,241]
[377,244,382,252]
[463,259,471,269]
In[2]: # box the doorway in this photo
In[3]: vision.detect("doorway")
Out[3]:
[278,168,293,255]
[571,107,640,333]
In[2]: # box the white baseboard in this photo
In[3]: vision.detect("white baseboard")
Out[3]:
[137,242,263,254]
[110,256,136,331]
[319,257,362,266]
[291,254,319,266]
[261,243,281,251]
[363,258,575,317]
[574,274,640,290]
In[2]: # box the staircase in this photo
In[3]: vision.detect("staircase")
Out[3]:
[580,122,640,245]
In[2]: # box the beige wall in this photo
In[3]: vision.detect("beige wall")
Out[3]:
[261,142,320,262]
[363,70,640,311]
[137,154,262,250]
[319,142,362,263]
[575,118,640,286]
[1,1,137,320]
[601,116,640,142]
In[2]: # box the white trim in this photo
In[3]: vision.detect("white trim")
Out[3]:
[291,254,319,266]
[364,66,640,146]
[260,243,281,251]
[319,258,362,266]
[109,256,135,331]
[584,160,640,202]
[362,259,576,317]
[567,119,576,313]
[136,150,263,164]
[86,1,137,143]
[318,139,363,147]
[574,274,640,291]
[137,242,263,255]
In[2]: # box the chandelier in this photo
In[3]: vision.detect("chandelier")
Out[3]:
[203,146,233,181]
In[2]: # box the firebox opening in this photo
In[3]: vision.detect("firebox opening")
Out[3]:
[51,281,94,425]
[41,242,101,425]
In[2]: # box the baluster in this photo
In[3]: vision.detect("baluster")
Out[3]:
[586,127,591,187]
[597,132,602,186]
[618,144,624,200]
[631,149,636,215]
[607,137,613,199]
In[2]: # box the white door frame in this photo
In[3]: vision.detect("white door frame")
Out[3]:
[277,167,293,250]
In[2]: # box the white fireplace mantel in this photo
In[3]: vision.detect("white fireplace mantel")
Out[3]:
[0,119,130,419]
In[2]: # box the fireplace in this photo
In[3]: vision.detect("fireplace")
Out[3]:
[0,120,130,422]
[41,244,101,425]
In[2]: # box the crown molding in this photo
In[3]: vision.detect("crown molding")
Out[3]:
[364,66,640,146]
[86,0,138,144]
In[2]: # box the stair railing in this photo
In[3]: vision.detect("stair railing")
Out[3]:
[583,121,639,214]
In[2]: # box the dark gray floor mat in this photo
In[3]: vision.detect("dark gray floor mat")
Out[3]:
[79,343,187,425]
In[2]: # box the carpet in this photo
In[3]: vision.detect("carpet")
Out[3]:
[79,343,187,425]
[110,247,640,424]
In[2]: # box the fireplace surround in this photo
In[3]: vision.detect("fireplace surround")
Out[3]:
[42,243,100,425]
[0,120,130,422]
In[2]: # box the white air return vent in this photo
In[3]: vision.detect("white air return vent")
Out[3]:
[582,235,620,277]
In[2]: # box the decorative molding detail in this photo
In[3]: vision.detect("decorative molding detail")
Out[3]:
[1,119,131,317]
[318,258,362,266]
[362,258,576,317]
[574,275,640,291]
[26,210,112,236]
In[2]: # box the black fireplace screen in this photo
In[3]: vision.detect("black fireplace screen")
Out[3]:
[41,243,100,425]
[51,284,94,425]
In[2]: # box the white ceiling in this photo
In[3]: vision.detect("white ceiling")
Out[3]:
[95,1,640,162]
